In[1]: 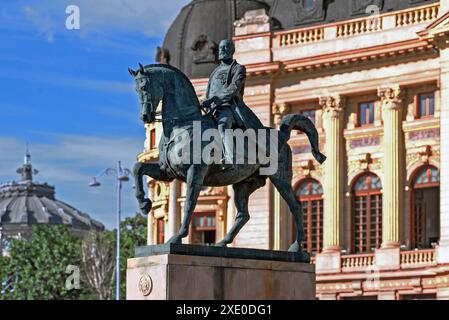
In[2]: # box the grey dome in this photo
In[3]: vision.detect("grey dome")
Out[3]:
[158,0,269,79]
[0,153,104,238]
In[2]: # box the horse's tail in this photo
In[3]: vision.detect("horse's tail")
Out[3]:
[279,114,327,164]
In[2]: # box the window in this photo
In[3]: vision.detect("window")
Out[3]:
[411,166,440,249]
[417,92,435,118]
[352,174,382,253]
[191,212,216,245]
[358,102,375,126]
[156,218,165,244]
[295,179,323,255]
[150,128,156,149]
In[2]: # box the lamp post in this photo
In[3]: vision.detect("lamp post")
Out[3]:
[89,160,131,300]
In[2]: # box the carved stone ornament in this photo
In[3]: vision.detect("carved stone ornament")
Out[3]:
[319,95,343,118]
[377,86,403,111]
[138,274,153,296]
[191,35,218,65]
[351,0,383,16]
[272,103,291,116]
[292,0,326,26]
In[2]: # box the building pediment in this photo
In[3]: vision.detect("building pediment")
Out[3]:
[418,10,449,44]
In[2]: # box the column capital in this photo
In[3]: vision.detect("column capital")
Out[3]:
[377,85,403,111]
[272,103,291,116]
[272,103,291,127]
[319,95,344,118]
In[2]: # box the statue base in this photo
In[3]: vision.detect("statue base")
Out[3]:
[126,244,316,300]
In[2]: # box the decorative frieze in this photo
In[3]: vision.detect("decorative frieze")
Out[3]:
[409,128,440,141]
[348,154,382,177]
[349,136,381,149]
[292,145,312,155]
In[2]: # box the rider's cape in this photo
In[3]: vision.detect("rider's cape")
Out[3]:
[205,60,265,130]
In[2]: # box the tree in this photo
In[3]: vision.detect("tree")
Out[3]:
[81,231,115,300]
[0,225,94,300]
[0,214,147,300]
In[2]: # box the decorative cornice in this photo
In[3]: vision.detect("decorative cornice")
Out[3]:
[242,39,435,79]
[283,39,434,74]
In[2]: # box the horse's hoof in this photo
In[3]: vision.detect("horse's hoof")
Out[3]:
[139,199,152,215]
[288,242,310,263]
[215,240,229,247]
[288,241,301,252]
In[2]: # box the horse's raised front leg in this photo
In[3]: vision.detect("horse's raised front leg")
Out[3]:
[133,161,174,215]
[216,178,264,247]
[167,165,208,244]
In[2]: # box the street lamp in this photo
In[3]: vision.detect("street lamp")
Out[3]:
[89,160,131,300]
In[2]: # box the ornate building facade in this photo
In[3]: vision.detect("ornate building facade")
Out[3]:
[139,0,449,299]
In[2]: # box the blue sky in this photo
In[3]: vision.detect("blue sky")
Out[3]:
[0,0,190,229]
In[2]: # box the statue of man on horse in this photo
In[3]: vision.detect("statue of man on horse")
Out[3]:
[128,40,326,262]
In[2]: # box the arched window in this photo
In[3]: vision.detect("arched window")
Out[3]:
[295,179,323,255]
[352,174,382,253]
[411,165,440,249]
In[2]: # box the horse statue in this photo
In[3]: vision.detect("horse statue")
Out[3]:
[129,63,326,262]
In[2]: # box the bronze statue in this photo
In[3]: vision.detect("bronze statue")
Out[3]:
[129,40,326,262]
[202,39,264,163]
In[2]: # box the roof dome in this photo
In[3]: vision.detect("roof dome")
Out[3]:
[157,0,270,79]
[0,151,104,238]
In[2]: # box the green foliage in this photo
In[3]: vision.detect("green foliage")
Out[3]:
[0,214,146,300]
[0,225,94,300]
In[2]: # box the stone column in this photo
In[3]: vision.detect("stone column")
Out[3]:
[378,86,403,249]
[272,103,290,250]
[319,95,344,253]
[437,40,449,263]
[167,180,181,239]
[147,214,154,245]
[147,181,155,245]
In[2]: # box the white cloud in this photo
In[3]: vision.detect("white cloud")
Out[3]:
[0,135,145,229]
[23,5,55,43]
[19,0,191,41]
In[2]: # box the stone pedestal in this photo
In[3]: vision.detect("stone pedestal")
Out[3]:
[375,247,400,271]
[126,244,316,300]
[315,251,341,274]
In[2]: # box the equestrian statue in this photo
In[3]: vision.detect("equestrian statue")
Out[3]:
[129,39,326,262]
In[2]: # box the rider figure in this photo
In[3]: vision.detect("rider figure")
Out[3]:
[202,39,264,164]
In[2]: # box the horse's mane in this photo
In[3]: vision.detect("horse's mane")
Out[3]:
[144,63,199,101]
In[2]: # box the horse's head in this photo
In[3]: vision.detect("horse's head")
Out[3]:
[128,63,163,124]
